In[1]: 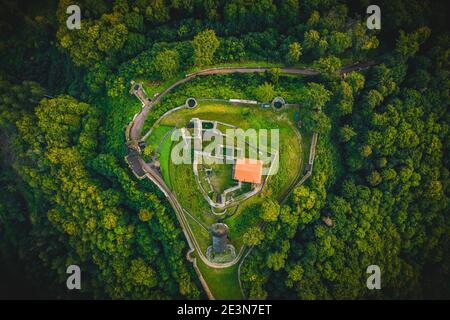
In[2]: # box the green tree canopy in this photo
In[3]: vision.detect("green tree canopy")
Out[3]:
[286,42,302,65]
[193,29,220,67]
[154,49,180,80]
[254,82,276,102]
[243,227,265,246]
[261,198,281,222]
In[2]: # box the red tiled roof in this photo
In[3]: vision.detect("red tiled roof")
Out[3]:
[233,158,263,184]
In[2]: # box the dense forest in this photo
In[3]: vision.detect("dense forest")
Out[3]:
[0,0,448,299]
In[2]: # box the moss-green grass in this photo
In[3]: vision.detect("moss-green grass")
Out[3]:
[168,160,214,224]
[186,214,210,253]
[146,124,173,149]
[196,257,243,300]
[159,136,173,189]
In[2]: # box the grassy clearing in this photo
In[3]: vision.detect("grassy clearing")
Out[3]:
[161,102,250,128]
[168,159,214,223]
[159,135,173,189]
[185,214,210,253]
[196,257,243,300]
[160,101,302,249]
[264,111,302,200]
[146,125,173,148]
[208,163,236,194]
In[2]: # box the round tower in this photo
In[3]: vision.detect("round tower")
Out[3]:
[209,223,229,254]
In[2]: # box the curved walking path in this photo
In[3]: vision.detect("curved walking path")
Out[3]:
[125,60,376,297]
[128,61,375,141]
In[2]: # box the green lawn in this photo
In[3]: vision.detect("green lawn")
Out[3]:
[186,214,210,253]
[146,124,173,149]
[159,135,173,189]
[196,257,243,300]
[208,163,236,194]
[161,102,252,128]
[161,101,303,247]
[168,160,214,224]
